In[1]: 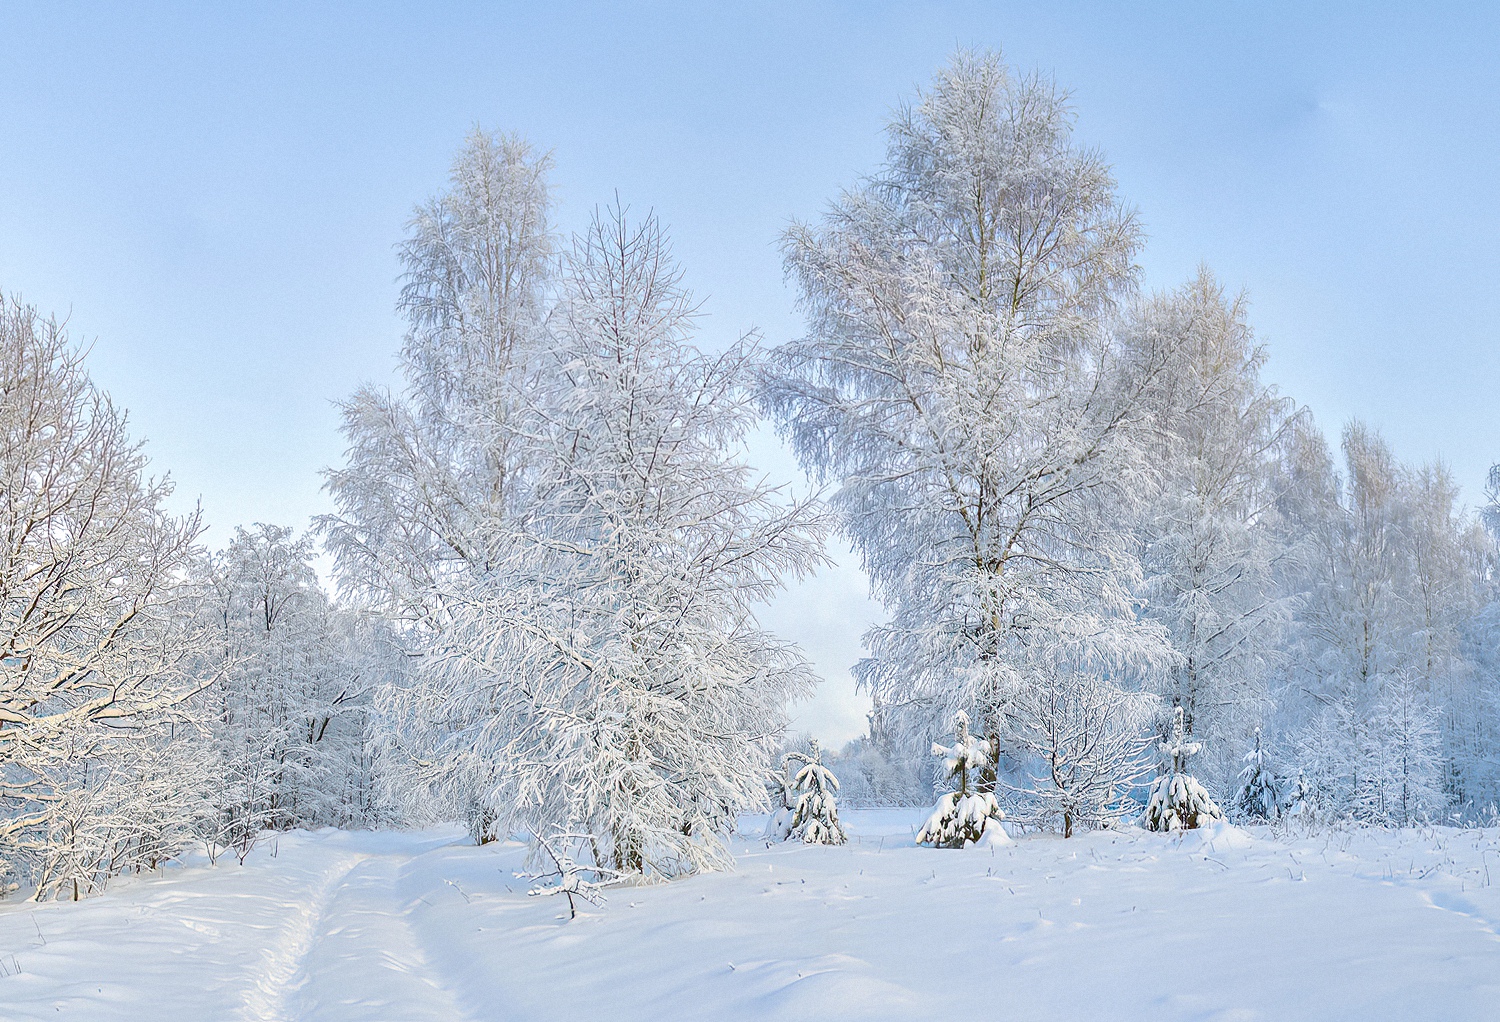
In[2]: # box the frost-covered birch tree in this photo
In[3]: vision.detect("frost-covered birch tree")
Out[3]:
[761,50,1174,821]
[322,129,554,625]
[388,206,827,876]
[320,129,557,833]
[0,294,211,898]
[1279,422,1473,823]
[1133,270,1297,792]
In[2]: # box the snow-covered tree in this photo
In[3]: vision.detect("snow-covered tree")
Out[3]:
[1458,600,1500,813]
[1007,668,1156,837]
[1277,422,1484,823]
[824,736,930,808]
[321,129,557,838]
[917,711,1005,847]
[1359,671,1443,826]
[0,294,211,897]
[390,205,827,876]
[1404,463,1489,808]
[1144,706,1224,832]
[321,128,554,626]
[761,49,1174,794]
[1232,728,1280,821]
[195,525,382,854]
[788,740,846,845]
[763,752,798,843]
[1133,271,1297,791]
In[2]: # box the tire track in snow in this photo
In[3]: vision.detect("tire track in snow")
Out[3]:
[236,849,370,1022]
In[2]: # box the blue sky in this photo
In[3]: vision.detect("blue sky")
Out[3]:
[4,3,1498,742]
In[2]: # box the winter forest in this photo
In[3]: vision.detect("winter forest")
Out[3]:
[8,49,1500,905]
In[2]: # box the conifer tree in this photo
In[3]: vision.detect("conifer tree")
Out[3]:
[917,712,1007,847]
[763,752,798,843]
[1144,707,1225,832]
[788,740,846,845]
[1232,728,1280,821]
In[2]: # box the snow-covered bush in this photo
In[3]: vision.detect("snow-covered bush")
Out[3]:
[1283,768,1315,823]
[788,740,846,845]
[1144,707,1225,832]
[917,712,1005,848]
[525,835,621,920]
[763,754,797,843]
[1008,669,1156,837]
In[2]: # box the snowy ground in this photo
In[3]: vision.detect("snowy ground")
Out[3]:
[0,812,1498,1021]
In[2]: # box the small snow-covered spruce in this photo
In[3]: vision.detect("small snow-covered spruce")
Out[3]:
[1283,768,1313,821]
[1144,707,1225,832]
[917,712,1005,848]
[788,740,846,845]
[1232,728,1280,821]
[525,835,622,920]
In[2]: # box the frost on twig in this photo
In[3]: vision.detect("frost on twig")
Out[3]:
[524,835,622,919]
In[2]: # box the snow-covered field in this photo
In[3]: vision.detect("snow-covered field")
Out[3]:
[0,810,1497,1021]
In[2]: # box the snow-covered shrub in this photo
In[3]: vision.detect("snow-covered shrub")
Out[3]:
[1009,669,1157,837]
[788,740,846,845]
[525,835,621,920]
[1232,728,1280,821]
[1144,707,1224,832]
[1283,768,1314,823]
[917,712,1005,848]
[763,754,797,843]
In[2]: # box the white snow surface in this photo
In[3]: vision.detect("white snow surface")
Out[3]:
[1,811,1498,1020]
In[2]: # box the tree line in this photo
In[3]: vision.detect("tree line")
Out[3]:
[4,50,1498,897]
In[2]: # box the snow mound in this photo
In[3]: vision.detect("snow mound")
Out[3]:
[970,820,1013,848]
[1183,820,1254,854]
[741,955,922,1020]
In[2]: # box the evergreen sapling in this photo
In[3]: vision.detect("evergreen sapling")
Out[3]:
[788,740,846,845]
[763,754,797,843]
[1144,707,1225,832]
[917,712,1008,847]
[1233,727,1280,821]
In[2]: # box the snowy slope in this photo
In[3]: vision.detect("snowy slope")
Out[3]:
[0,811,1497,1020]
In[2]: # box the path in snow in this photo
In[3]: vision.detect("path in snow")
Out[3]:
[0,814,1498,1020]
